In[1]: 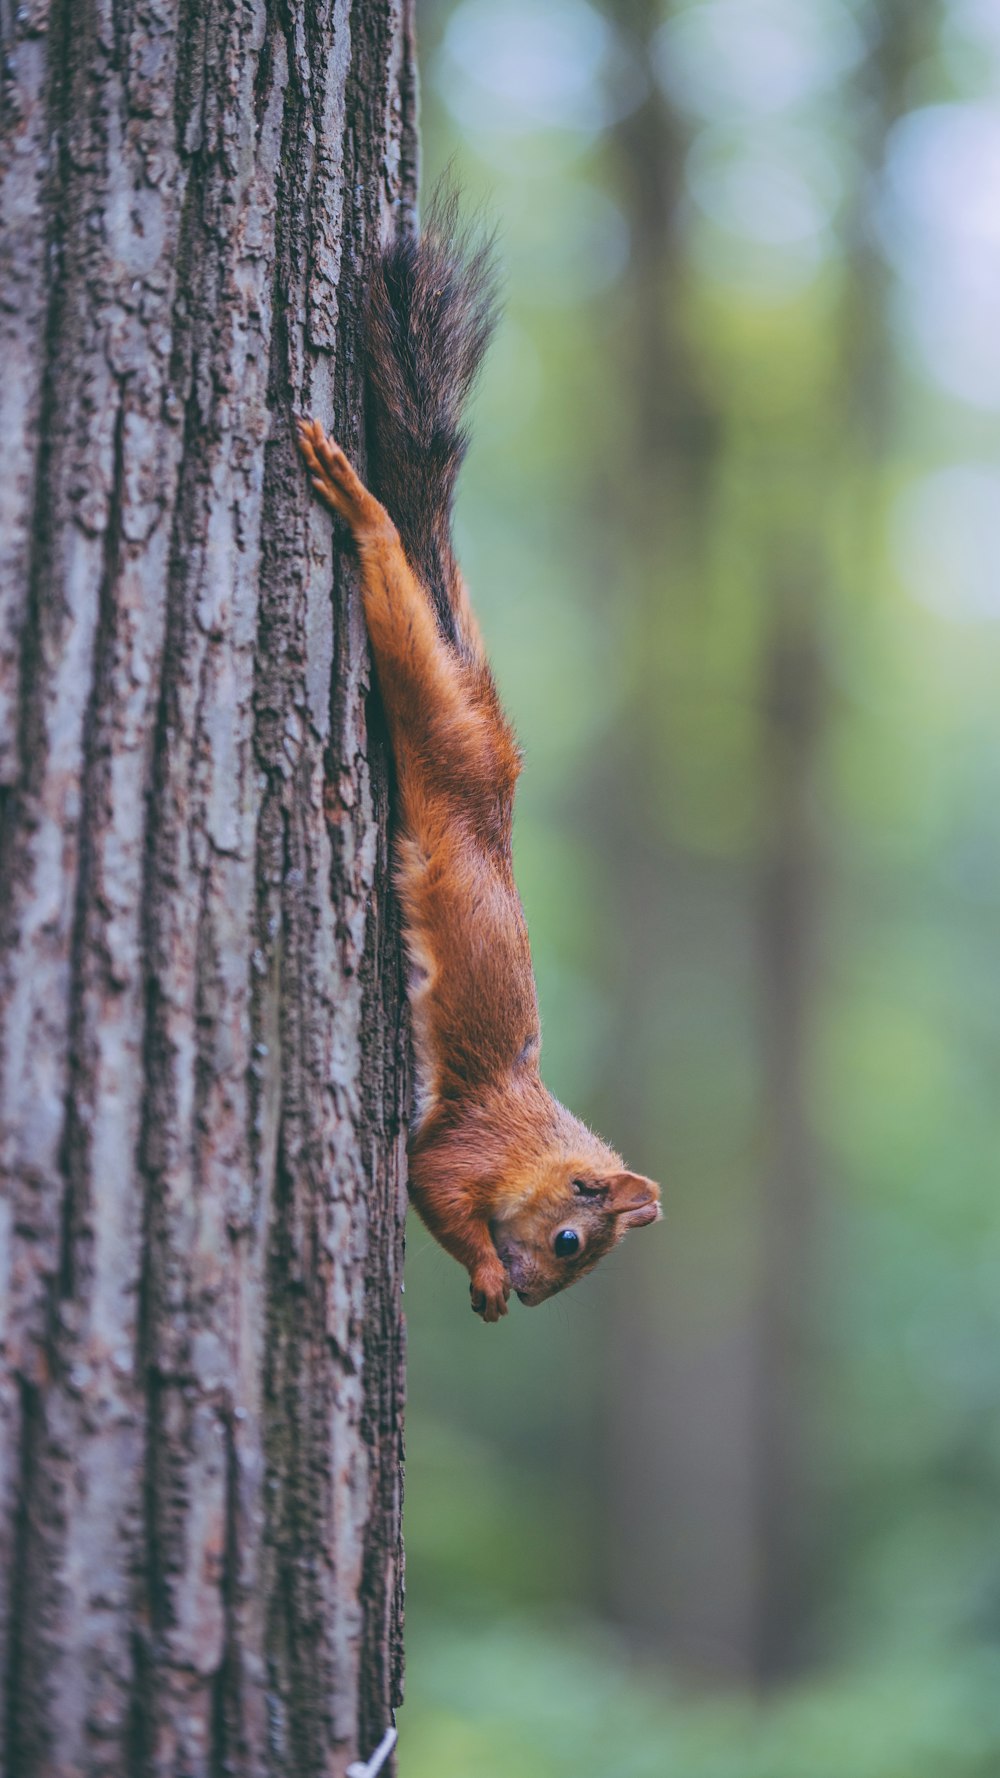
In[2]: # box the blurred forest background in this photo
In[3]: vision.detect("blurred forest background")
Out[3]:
[400,2,1000,1773]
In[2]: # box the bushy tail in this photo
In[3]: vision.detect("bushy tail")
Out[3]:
[366,186,499,648]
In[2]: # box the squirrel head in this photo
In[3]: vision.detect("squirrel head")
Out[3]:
[490,1138,661,1307]
[409,1083,661,1311]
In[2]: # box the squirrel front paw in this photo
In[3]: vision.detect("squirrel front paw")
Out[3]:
[469,1257,511,1324]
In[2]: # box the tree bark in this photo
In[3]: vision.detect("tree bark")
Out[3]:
[0,2,415,1772]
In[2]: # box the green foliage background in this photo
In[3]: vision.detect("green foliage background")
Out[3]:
[399,2,1000,1770]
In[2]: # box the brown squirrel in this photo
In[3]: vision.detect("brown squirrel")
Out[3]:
[297,196,660,1322]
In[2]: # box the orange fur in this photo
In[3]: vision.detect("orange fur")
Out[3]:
[297,416,660,1322]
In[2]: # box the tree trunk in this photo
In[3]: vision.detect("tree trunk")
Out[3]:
[0,2,416,1772]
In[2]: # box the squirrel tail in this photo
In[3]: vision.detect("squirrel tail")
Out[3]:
[366,185,499,650]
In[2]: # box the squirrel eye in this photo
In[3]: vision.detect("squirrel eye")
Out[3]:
[554,1228,580,1258]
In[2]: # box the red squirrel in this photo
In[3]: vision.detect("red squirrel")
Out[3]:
[297,197,660,1322]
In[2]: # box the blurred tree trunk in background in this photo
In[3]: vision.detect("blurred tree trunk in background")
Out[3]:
[749,582,823,1680]
[600,0,929,1686]
[597,0,739,1672]
[744,0,934,1677]
[598,0,822,1682]
[0,2,415,1772]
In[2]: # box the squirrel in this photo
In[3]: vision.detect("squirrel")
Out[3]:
[297,194,661,1323]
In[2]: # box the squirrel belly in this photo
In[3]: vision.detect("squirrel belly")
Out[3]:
[297,195,660,1323]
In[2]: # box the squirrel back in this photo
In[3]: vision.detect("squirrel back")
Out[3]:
[366,188,499,650]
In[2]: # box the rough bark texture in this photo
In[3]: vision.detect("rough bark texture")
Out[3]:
[0,1,415,1772]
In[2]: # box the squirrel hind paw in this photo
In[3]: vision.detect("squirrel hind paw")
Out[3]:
[297,420,376,529]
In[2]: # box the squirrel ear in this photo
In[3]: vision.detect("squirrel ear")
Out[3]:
[603,1171,662,1229]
